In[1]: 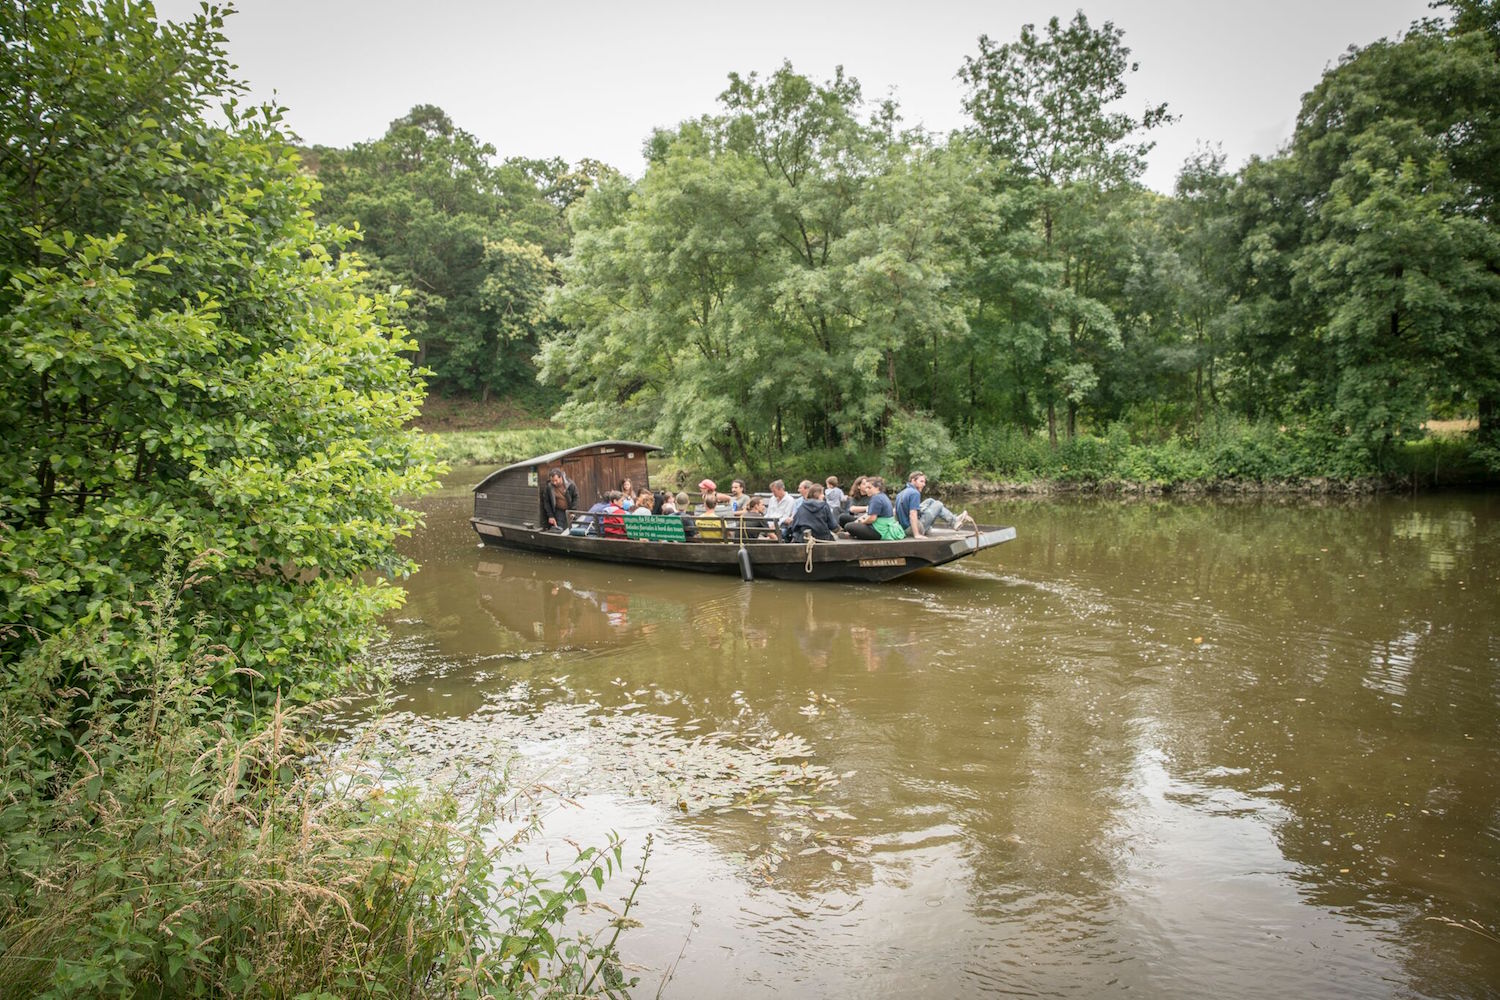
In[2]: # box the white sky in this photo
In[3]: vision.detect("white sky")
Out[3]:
[153,0,1436,193]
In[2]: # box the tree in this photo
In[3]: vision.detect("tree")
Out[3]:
[959,12,1173,442]
[0,0,437,702]
[1231,12,1500,461]
[544,63,986,465]
[1103,148,1240,431]
[314,106,579,404]
[957,11,1172,189]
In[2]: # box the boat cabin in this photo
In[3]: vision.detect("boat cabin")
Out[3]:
[472,440,662,527]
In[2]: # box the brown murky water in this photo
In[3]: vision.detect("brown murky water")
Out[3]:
[376,476,1500,999]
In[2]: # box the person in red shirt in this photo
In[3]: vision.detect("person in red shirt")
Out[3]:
[601,491,627,538]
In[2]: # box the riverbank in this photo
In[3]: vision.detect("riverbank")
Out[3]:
[419,399,1493,496]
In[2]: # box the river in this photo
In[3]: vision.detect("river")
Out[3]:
[373,476,1499,999]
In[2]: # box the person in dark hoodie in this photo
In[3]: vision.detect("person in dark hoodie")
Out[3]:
[787,483,840,542]
[540,467,578,532]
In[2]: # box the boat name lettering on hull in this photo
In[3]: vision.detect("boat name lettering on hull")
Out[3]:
[859,558,906,568]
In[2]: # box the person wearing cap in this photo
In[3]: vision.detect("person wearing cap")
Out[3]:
[697,479,726,514]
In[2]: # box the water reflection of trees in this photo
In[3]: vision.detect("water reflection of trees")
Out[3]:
[988,493,1500,995]
[381,494,1500,995]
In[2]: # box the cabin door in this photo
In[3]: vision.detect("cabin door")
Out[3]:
[592,455,634,505]
[567,463,600,509]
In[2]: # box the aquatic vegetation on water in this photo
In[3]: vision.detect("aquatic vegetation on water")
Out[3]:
[343,696,873,882]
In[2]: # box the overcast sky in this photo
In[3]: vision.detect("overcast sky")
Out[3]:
[153,0,1436,193]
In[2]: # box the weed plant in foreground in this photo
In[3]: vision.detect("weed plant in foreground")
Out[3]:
[0,564,642,999]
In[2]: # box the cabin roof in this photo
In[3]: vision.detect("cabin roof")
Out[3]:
[472,440,663,493]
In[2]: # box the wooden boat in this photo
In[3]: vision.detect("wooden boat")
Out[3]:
[470,441,1016,582]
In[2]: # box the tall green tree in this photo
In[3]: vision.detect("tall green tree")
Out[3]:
[1233,11,1500,461]
[314,106,586,404]
[545,63,984,467]
[1105,149,1240,431]
[959,11,1172,442]
[0,0,436,700]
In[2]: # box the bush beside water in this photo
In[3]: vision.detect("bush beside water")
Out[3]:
[614,419,1492,496]
[0,566,641,999]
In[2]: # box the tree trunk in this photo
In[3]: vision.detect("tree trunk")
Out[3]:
[1047,400,1058,448]
[930,329,939,411]
[968,352,977,418]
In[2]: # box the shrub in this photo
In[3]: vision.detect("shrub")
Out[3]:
[956,426,1056,480]
[0,1,439,708]
[883,409,959,481]
[0,566,641,999]
[428,427,583,467]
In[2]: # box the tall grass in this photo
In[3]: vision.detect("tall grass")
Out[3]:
[0,564,641,998]
[424,428,584,467]
[950,418,1492,489]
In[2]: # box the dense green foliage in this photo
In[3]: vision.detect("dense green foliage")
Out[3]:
[0,4,633,997]
[0,0,439,702]
[313,105,611,407]
[291,7,1497,483]
[1230,6,1500,465]
[1,572,641,998]
[524,7,1500,479]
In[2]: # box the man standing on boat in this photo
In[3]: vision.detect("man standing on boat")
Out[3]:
[894,471,973,538]
[541,468,578,532]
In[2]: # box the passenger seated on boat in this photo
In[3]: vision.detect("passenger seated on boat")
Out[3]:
[844,477,904,540]
[732,495,776,537]
[694,479,731,539]
[727,479,749,511]
[788,484,840,542]
[660,494,678,514]
[674,492,698,538]
[838,476,870,529]
[824,476,846,513]
[601,491,628,538]
[618,478,636,511]
[574,494,613,535]
[630,488,657,514]
[696,479,726,514]
[764,479,797,531]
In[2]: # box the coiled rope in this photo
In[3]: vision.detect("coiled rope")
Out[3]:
[803,533,831,573]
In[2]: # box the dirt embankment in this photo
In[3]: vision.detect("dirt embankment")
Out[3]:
[408,396,555,432]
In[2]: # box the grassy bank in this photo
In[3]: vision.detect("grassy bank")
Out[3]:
[0,564,640,999]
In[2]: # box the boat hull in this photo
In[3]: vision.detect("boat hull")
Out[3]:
[470,518,1017,582]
